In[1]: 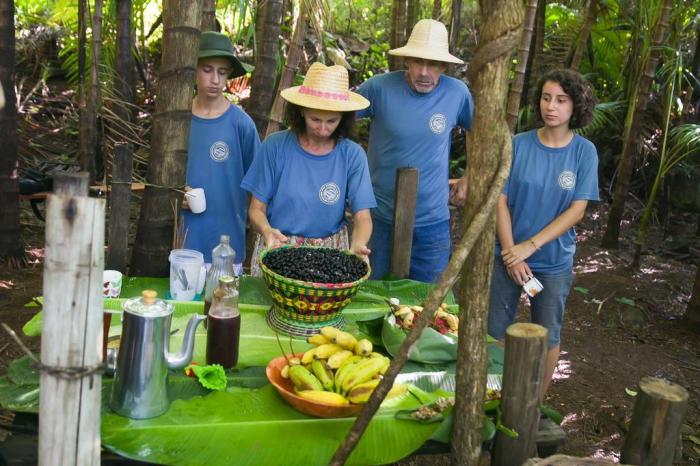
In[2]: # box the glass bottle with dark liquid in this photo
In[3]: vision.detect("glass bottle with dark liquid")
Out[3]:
[206,276,240,369]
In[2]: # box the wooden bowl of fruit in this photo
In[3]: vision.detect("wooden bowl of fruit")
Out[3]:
[266,353,364,418]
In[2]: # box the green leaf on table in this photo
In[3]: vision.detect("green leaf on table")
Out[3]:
[8,355,40,385]
[102,386,442,466]
[574,286,589,295]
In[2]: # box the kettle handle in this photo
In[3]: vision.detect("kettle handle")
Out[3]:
[166,313,206,369]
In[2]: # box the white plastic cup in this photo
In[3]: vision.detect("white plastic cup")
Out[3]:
[169,249,205,301]
[103,270,123,298]
[186,188,206,214]
[523,276,544,298]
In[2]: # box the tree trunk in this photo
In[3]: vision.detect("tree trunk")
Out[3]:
[390,0,407,71]
[201,0,217,31]
[0,0,21,261]
[406,0,418,38]
[452,1,522,464]
[265,11,309,137]
[685,265,700,331]
[248,0,284,137]
[568,0,596,71]
[601,0,672,249]
[115,0,135,125]
[432,0,442,20]
[78,0,95,183]
[131,0,202,277]
[521,0,545,111]
[449,0,461,54]
[506,0,538,132]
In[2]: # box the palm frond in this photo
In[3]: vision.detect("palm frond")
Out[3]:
[577,100,627,137]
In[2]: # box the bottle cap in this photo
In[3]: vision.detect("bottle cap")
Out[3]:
[219,275,235,286]
[220,234,230,244]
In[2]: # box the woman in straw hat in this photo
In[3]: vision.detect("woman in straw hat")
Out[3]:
[241,62,376,277]
[181,31,260,271]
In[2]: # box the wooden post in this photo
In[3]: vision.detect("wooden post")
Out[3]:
[38,185,104,465]
[106,143,133,273]
[53,171,90,196]
[391,167,419,278]
[621,377,689,466]
[492,323,548,466]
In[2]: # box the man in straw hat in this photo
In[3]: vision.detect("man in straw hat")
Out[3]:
[242,62,376,277]
[357,19,473,283]
[181,31,260,271]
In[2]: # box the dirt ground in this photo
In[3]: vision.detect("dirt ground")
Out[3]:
[0,203,699,464]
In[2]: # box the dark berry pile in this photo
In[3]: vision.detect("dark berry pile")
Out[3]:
[263,247,368,283]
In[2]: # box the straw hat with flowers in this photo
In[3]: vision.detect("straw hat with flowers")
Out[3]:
[389,19,464,65]
[281,63,369,112]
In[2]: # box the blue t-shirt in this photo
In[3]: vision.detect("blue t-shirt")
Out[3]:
[356,71,473,226]
[183,104,260,263]
[240,130,377,238]
[499,129,599,274]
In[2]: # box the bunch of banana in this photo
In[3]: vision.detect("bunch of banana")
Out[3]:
[388,299,459,335]
[278,326,406,407]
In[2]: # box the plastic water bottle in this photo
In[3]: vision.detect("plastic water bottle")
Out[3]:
[204,235,236,315]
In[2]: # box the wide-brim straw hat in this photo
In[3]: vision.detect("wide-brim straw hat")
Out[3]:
[389,19,464,65]
[198,31,250,78]
[281,62,369,112]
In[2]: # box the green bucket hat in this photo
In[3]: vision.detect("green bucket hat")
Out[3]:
[198,31,250,78]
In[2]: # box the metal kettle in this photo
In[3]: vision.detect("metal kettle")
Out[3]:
[110,290,205,419]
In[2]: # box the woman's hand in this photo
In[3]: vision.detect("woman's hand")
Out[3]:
[182,186,192,211]
[501,240,538,267]
[506,261,533,286]
[263,227,288,248]
[350,243,371,263]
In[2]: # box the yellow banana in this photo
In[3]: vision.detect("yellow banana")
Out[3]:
[402,311,415,328]
[281,364,290,379]
[332,331,358,351]
[354,339,373,356]
[326,350,354,369]
[369,352,385,359]
[313,343,343,359]
[288,365,324,392]
[320,326,341,340]
[444,313,459,331]
[347,379,380,404]
[341,357,390,394]
[395,306,413,318]
[297,390,349,406]
[311,358,335,391]
[378,356,390,375]
[288,357,301,366]
[307,333,331,346]
[387,383,409,399]
[301,348,317,365]
[411,305,424,313]
[435,309,449,319]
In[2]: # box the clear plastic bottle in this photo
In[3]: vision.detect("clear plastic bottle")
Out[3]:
[204,235,236,315]
[206,276,241,369]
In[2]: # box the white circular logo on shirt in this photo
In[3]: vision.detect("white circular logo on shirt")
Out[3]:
[429,113,447,134]
[319,182,341,205]
[558,171,576,190]
[210,141,229,162]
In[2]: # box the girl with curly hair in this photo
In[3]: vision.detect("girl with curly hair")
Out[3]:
[488,69,599,395]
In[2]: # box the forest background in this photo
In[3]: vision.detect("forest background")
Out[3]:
[0,0,699,463]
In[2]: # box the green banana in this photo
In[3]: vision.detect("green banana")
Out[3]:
[333,355,364,393]
[341,357,390,394]
[288,365,324,392]
[326,350,354,369]
[311,358,334,391]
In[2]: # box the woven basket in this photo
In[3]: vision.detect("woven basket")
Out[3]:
[259,246,370,336]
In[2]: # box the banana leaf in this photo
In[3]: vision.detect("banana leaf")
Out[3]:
[101,386,444,466]
[382,314,458,363]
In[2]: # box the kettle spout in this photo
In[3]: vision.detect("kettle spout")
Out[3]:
[166,313,206,369]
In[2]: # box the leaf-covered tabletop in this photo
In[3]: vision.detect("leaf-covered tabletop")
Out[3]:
[5,277,504,465]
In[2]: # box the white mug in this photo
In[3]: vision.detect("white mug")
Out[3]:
[186,188,206,214]
[103,270,123,298]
